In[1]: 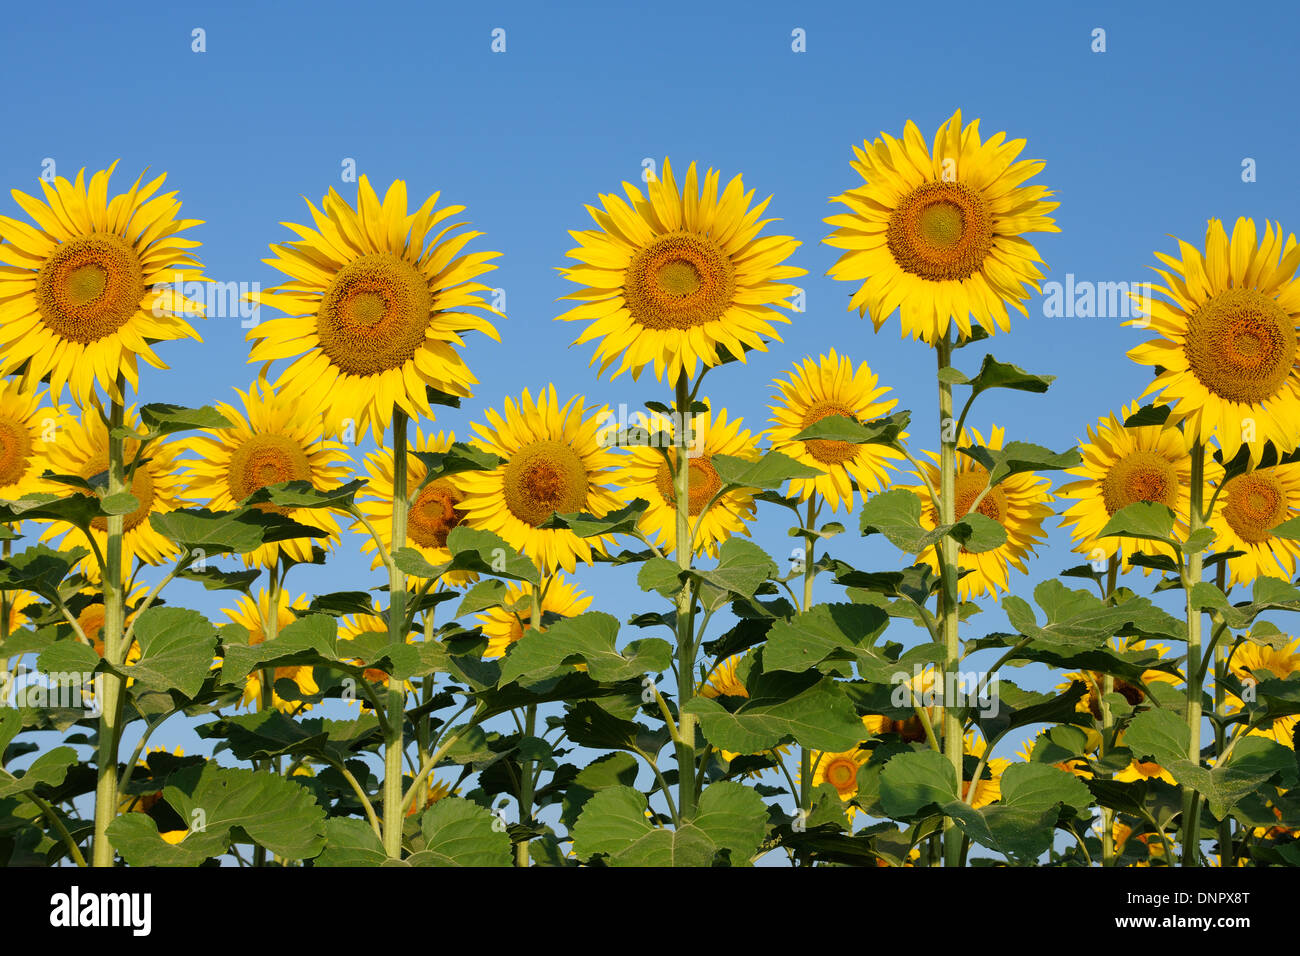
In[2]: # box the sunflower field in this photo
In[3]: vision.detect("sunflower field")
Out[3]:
[2,89,1300,874]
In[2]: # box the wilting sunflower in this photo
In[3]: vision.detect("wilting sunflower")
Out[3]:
[460,386,622,574]
[477,574,591,659]
[179,378,351,569]
[1223,635,1300,749]
[0,379,60,501]
[1057,402,1199,572]
[1128,218,1300,466]
[248,175,501,441]
[0,163,206,406]
[223,589,318,712]
[40,407,190,571]
[1205,461,1300,588]
[614,403,757,557]
[354,428,473,586]
[557,158,804,383]
[824,110,1059,344]
[1056,638,1182,723]
[904,425,1054,600]
[766,350,904,512]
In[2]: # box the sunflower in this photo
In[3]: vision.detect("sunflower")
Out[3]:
[476,574,592,659]
[459,386,623,574]
[765,350,905,512]
[1114,758,1177,785]
[1224,635,1300,748]
[3,590,38,633]
[0,378,60,501]
[120,745,184,814]
[75,581,149,658]
[557,158,804,383]
[615,403,757,558]
[40,406,190,572]
[248,175,501,441]
[809,745,871,816]
[824,110,1059,344]
[1057,402,1200,573]
[964,732,1011,809]
[222,589,318,712]
[1205,461,1300,588]
[354,428,473,586]
[863,665,942,742]
[1127,218,1300,466]
[178,378,351,569]
[904,425,1054,600]
[0,163,206,406]
[1056,638,1182,722]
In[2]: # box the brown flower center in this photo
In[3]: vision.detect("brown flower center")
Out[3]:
[1101,450,1179,515]
[0,416,34,487]
[408,480,465,549]
[502,440,589,526]
[1221,470,1289,544]
[227,434,312,513]
[800,400,859,466]
[1184,289,1296,404]
[316,253,432,375]
[83,457,155,533]
[655,453,722,516]
[624,232,736,330]
[35,233,146,343]
[886,182,995,282]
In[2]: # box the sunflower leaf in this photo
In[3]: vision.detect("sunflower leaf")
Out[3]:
[150,507,329,554]
[0,494,101,532]
[762,602,890,673]
[496,611,670,686]
[571,781,767,867]
[242,478,365,509]
[683,673,867,752]
[540,498,648,537]
[791,410,911,446]
[444,527,540,585]
[138,403,234,436]
[1123,404,1173,428]
[958,442,1080,488]
[879,749,959,817]
[219,613,338,685]
[413,797,513,866]
[0,544,89,600]
[965,354,1055,398]
[712,451,821,490]
[685,539,778,605]
[1125,708,1189,766]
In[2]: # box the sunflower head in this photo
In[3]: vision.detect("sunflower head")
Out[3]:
[459,386,622,574]
[825,110,1059,344]
[0,162,206,406]
[179,378,352,569]
[1207,461,1300,588]
[249,175,501,441]
[766,350,905,512]
[0,378,60,500]
[1057,402,1197,573]
[1128,218,1300,466]
[557,158,804,383]
[223,589,318,712]
[477,574,592,659]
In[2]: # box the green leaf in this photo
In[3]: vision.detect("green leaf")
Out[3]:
[858,489,1006,555]
[409,443,503,482]
[125,607,219,698]
[0,746,78,799]
[763,602,890,673]
[0,544,87,600]
[1123,404,1172,428]
[791,410,911,446]
[687,539,778,605]
[416,797,512,866]
[879,750,959,817]
[958,442,1081,488]
[108,763,326,865]
[445,527,540,585]
[100,492,140,516]
[944,801,1058,863]
[219,613,337,685]
[965,354,1055,398]
[36,641,100,677]
[1098,502,1176,543]
[685,674,867,753]
[314,817,387,867]
[711,451,821,490]
[496,612,671,685]
[1124,708,1190,766]
[138,403,233,435]
[638,557,683,597]
[150,507,328,554]
[998,762,1091,812]
[571,781,767,866]
[1003,579,1180,652]
[0,494,101,531]
[539,499,648,537]
[242,478,365,510]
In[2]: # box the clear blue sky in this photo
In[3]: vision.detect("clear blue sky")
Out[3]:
[3,0,1297,798]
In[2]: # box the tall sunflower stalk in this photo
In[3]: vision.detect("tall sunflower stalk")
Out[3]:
[382,410,410,859]
[672,375,699,820]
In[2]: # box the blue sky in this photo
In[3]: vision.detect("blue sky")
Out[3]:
[3,0,1298,831]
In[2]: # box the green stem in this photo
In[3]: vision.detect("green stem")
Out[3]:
[1101,555,1118,867]
[1181,441,1206,866]
[515,589,542,867]
[91,387,127,868]
[1212,560,1233,867]
[935,332,962,867]
[672,373,698,820]
[381,409,410,859]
